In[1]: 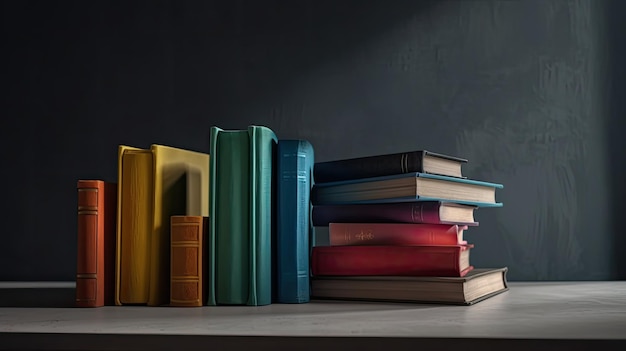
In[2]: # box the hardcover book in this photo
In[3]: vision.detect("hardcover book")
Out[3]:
[311,172,503,207]
[76,180,117,307]
[311,245,473,277]
[276,140,314,303]
[311,267,509,305]
[328,223,468,246]
[149,144,210,306]
[170,216,208,307]
[115,144,209,306]
[312,201,478,226]
[313,150,467,183]
[208,126,277,306]
[116,146,153,305]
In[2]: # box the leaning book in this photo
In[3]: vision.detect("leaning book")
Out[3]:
[310,267,509,305]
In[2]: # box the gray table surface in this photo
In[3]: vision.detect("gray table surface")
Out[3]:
[0,281,625,350]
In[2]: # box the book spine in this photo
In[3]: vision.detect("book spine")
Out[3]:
[207,129,219,306]
[328,223,466,246]
[248,126,278,306]
[170,216,207,307]
[310,172,502,207]
[276,140,314,303]
[313,151,424,183]
[311,245,469,277]
[209,128,251,306]
[76,180,117,307]
[117,149,154,305]
[208,126,277,306]
[312,202,443,226]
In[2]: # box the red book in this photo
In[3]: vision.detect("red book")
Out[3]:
[76,180,117,307]
[311,245,473,277]
[329,223,468,246]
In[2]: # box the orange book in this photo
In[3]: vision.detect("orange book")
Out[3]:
[170,216,208,307]
[76,180,117,307]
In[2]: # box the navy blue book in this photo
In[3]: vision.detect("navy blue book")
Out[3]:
[314,150,468,183]
[311,172,503,207]
[276,140,314,303]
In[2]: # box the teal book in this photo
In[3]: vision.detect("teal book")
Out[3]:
[311,172,503,207]
[208,126,277,306]
[276,140,314,303]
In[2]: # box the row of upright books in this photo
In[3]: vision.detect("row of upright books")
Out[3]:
[75,125,507,308]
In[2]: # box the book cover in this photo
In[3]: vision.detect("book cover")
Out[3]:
[115,144,209,306]
[311,245,473,277]
[76,180,117,307]
[208,126,277,306]
[311,267,509,305]
[149,145,210,307]
[312,201,478,226]
[311,172,503,207]
[328,223,467,246]
[314,150,468,183]
[276,140,314,303]
[170,216,208,307]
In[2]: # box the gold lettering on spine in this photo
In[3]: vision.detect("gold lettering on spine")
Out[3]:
[354,230,374,241]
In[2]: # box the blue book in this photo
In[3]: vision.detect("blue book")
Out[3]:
[276,140,314,303]
[311,172,503,207]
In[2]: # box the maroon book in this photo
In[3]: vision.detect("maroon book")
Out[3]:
[311,245,474,277]
[329,223,468,246]
[312,201,478,226]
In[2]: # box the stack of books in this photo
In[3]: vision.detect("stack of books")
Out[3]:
[309,150,509,305]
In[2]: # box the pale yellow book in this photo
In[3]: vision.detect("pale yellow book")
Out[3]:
[115,144,209,306]
[149,144,209,307]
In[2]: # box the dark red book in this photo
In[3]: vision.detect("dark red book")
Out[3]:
[76,180,117,307]
[311,245,473,277]
[329,223,468,246]
[312,201,478,227]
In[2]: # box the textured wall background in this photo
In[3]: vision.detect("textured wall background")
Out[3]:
[1,0,624,281]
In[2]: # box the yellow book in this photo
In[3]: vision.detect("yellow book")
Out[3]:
[116,146,154,305]
[115,144,210,306]
[149,144,209,306]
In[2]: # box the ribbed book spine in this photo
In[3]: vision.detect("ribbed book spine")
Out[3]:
[276,140,314,303]
[76,180,116,307]
[170,216,207,307]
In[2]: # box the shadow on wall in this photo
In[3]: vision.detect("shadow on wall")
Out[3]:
[0,0,443,281]
[607,0,626,279]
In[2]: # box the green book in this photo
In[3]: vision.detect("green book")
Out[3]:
[208,126,277,306]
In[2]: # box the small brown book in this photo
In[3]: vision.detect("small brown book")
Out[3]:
[76,180,117,307]
[170,215,208,307]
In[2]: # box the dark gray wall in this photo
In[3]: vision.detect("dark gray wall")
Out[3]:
[1,0,624,281]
